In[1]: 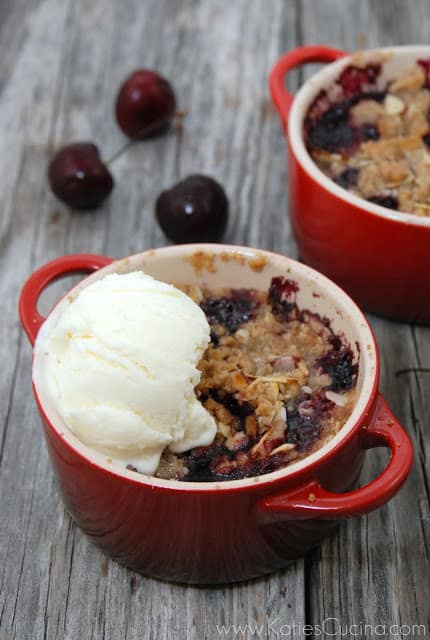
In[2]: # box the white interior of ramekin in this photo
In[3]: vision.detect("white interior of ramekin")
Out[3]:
[32,245,377,491]
[289,45,430,227]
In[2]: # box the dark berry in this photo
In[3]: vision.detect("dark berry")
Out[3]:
[155,175,229,243]
[418,59,430,87]
[180,438,286,482]
[338,64,381,97]
[209,389,254,419]
[268,277,299,321]
[334,167,359,189]
[47,143,114,210]
[305,62,384,155]
[422,132,430,149]
[182,444,231,482]
[360,124,379,141]
[285,391,334,451]
[367,194,398,210]
[306,102,357,153]
[200,289,259,334]
[210,453,285,482]
[209,329,219,347]
[115,69,176,139]
[318,348,358,392]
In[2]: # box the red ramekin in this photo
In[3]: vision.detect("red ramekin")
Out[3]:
[270,45,430,323]
[19,245,413,583]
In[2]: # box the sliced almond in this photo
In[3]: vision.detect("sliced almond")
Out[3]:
[325,390,348,407]
[251,429,271,455]
[270,443,296,456]
[384,94,405,116]
[247,374,297,388]
[251,421,286,456]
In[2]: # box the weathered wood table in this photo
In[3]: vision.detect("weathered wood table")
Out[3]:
[1,1,429,638]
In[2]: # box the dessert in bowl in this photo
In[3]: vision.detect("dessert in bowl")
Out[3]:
[19,245,412,583]
[270,45,430,322]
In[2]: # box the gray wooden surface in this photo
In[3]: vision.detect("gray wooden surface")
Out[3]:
[1,0,429,638]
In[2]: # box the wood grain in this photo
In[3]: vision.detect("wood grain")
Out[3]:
[0,1,429,639]
[300,3,430,638]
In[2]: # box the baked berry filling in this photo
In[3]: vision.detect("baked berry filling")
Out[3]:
[338,64,382,97]
[153,277,358,482]
[285,390,334,451]
[318,344,358,391]
[306,102,358,154]
[268,276,299,321]
[422,132,430,149]
[367,194,399,210]
[334,167,359,189]
[418,59,430,87]
[200,289,259,335]
[360,124,380,141]
[208,389,254,420]
[305,64,384,155]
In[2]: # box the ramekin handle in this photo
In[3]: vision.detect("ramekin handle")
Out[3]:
[269,45,347,132]
[258,394,413,520]
[19,254,113,346]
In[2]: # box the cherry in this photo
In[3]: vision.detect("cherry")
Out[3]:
[48,143,113,210]
[115,69,177,139]
[318,347,358,392]
[367,194,399,210]
[155,175,229,243]
[422,132,430,149]
[200,290,260,334]
[337,64,381,98]
[268,276,299,321]
[285,390,333,451]
[334,167,359,189]
[418,59,430,87]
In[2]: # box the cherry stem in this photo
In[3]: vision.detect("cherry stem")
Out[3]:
[104,138,136,166]
[395,368,430,377]
[174,120,184,180]
[105,110,188,168]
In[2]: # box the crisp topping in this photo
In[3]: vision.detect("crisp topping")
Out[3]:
[306,59,430,216]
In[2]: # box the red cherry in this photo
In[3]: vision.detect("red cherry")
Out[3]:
[115,69,177,139]
[155,175,229,243]
[48,143,113,210]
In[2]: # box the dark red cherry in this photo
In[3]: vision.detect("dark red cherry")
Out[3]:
[337,64,381,97]
[200,290,260,334]
[48,143,113,210]
[115,69,176,139]
[334,167,359,189]
[155,175,229,243]
[367,194,399,210]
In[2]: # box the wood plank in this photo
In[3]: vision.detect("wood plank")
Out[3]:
[2,0,429,638]
[0,1,308,639]
[300,0,430,635]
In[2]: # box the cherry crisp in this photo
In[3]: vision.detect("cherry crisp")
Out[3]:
[152,277,358,482]
[306,58,430,217]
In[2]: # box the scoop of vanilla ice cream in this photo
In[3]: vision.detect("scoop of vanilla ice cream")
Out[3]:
[35,271,217,474]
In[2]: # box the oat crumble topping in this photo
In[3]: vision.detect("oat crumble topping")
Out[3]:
[306,59,430,217]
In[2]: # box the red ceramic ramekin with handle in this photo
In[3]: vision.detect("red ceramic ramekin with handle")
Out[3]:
[19,245,413,584]
[270,45,430,323]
